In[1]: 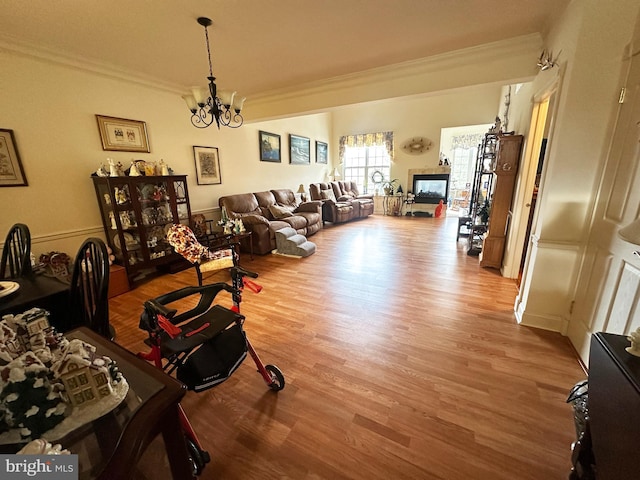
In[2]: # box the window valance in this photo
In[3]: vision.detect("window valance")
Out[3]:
[339,131,394,161]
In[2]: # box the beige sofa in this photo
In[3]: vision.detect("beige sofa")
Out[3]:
[219,189,322,255]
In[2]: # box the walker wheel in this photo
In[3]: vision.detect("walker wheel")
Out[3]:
[185,436,209,476]
[266,364,285,391]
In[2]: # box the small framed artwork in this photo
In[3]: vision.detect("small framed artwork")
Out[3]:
[0,129,28,187]
[316,141,328,164]
[259,130,281,162]
[193,146,222,185]
[290,134,310,165]
[96,115,150,152]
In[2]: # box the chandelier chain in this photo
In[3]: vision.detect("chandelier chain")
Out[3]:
[203,24,214,78]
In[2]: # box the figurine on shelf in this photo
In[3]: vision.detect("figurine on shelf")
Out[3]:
[108,158,118,177]
[109,211,117,230]
[159,159,170,176]
[144,161,156,176]
[626,328,640,357]
[488,116,502,134]
[129,160,141,176]
[95,163,109,177]
[114,187,128,205]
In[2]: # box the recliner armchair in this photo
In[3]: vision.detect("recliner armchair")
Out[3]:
[330,181,374,218]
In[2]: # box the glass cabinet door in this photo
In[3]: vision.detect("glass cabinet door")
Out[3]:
[135,180,176,262]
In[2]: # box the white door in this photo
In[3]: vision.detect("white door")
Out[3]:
[567,28,640,360]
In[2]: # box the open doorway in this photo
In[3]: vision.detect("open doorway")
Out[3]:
[503,70,560,284]
[440,124,491,217]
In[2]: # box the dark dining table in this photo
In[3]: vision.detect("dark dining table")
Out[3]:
[0,327,191,479]
[0,274,71,329]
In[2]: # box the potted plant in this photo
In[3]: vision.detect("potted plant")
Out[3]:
[478,199,491,224]
[381,178,399,195]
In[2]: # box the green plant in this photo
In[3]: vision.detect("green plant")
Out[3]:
[381,178,399,194]
[478,199,491,224]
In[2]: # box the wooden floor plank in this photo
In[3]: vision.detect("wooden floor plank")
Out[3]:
[112,215,584,479]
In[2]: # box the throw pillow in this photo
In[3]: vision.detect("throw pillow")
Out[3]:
[268,204,294,219]
[320,189,337,202]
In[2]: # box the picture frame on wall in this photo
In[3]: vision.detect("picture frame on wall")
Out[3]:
[316,141,328,164]
[0,129,28,187]
[96,115,150,152]
[259,130,281,162]
[193,146,222,185]
[290,134,310,165]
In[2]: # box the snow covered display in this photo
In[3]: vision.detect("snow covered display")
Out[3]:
[0,308,128,443]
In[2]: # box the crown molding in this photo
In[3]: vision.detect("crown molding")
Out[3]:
[246,33,542,120]
[0,32,185,95]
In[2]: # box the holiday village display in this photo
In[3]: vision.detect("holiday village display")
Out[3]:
[0,308,128,444]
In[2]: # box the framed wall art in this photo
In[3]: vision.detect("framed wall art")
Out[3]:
[259,130,281,162]
[193,146,222,185]
[0,129,28,187]
[96,115,150,152]
[290,134,310,165]
[316,141,328,164]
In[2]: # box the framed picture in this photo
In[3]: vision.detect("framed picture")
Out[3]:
[193,146,222,185]
[290,134,310,165]
[96,115,150,152]
[259,130,281,162]
[316,141,328,164]
[0,129,28,187]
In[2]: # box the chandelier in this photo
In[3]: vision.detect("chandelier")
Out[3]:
[182,17,245,129]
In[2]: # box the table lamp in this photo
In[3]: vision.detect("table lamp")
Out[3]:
[297,184,307,202]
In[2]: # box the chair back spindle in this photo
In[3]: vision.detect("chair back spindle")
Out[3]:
[69,238,114,339]
[0,223,32,279]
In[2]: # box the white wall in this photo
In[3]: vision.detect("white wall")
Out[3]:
[331,85,504,194]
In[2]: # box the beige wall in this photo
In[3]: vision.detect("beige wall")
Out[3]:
[0,51,330,257]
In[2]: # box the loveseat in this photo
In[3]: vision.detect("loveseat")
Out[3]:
[309,181,374,224]
[219,189,322,255]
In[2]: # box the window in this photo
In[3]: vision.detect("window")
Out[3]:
[339,132,394,194]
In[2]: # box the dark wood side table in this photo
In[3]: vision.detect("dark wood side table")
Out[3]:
[587,332,640,480]
[199,223,253,260]
[0,327,192,480]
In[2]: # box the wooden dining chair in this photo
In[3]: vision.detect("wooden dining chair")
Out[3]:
[68,238,115,340]
[0,223,33,279]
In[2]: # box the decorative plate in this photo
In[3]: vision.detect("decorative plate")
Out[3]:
[113,233,136,251]
[402,137,433,154]
[0,281,19,299]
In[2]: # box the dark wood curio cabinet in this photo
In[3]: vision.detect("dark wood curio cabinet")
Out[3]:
[92,175,191,283]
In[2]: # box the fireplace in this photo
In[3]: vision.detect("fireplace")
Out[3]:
[412,174,449,204]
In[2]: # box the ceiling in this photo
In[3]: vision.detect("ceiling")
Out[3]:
[0,1,568,97]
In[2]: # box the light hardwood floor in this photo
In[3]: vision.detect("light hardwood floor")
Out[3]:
[110,215,585,480]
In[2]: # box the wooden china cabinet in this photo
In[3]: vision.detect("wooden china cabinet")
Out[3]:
[92,175,191,283]
[478,134,523,269]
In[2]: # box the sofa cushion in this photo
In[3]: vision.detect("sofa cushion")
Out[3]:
[282,215,308,230]
[271,189,299,209]
[320,189,337,202]
[269,204,294,219]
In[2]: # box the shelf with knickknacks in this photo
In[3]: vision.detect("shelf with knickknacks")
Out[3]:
[93,158,173,178]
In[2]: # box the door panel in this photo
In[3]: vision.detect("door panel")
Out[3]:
[569,41,640,356]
